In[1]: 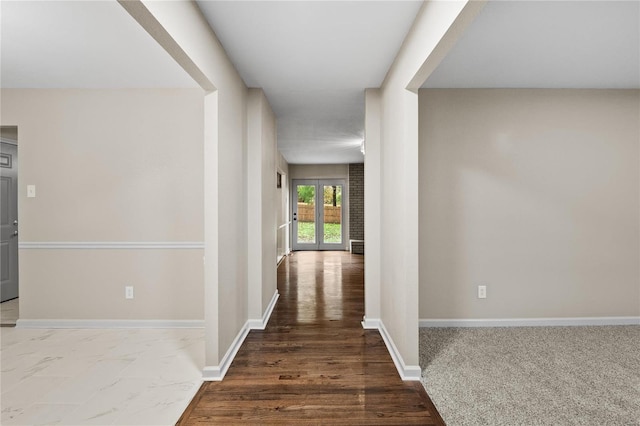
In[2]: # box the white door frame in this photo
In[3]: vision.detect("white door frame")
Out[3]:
[1,139,19,303]
[292,179,347,251]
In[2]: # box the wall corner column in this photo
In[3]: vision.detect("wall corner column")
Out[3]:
[246,88,264,321]
[364,88,382,322]
[203,91,220,368]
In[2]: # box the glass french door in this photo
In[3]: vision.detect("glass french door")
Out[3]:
[292,179,346,251]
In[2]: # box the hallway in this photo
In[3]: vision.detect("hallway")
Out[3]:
[178,251,443,425]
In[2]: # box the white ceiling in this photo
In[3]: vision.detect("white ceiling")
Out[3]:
[0,1,197,88]
[197,1,423,164]
[424,0,640,89]
[3,1,637,166]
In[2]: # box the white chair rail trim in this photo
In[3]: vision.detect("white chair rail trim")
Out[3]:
[19,242,205,250]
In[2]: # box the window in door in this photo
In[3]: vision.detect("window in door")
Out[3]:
[292,179,346,251]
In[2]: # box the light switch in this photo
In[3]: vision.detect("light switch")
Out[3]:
[27,185,36,198]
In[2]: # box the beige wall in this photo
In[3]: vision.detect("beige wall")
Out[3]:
[259,92,279,313]
[122,0,279,376]
[369,1,482,375]
[216,80,248,360]
[1,88,204,320]
[364,89,382,321]
[247,89,281,319]
[289,164,349,180]
[20,250,203,320]
[130,0,250,369]
[419,89,640,319]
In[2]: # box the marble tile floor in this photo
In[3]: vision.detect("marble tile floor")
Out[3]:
[1,327,204,425]
[1,299,19,326]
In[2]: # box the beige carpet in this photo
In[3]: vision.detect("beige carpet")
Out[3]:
[419,326,640,426]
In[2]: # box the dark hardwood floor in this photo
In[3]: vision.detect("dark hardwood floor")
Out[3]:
[177,251,444,425]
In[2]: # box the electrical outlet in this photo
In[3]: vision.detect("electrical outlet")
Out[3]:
[125,286,134,299]
[478,285,487,299]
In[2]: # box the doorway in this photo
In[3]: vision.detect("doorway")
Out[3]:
[277,169,289,264]
[292,179,346,251]
[1,132,19,304]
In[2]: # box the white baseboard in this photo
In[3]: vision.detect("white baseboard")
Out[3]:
[247,290,279,330]
[419,316,640,328]
[203,290,279,381]
[277,250,292,266]
[202,321,251,381]
[15,319,204,329]
[361,316,380,329]
[361,317,421,381]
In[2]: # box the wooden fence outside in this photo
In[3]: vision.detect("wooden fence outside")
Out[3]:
[297,203,341,224]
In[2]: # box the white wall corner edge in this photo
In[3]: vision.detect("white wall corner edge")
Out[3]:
[361,316,422,381]
[247,290,279,330]
[202,290,279,381]
[361,316,380,329]
[419,316,640,328]
[15,319,205,329]
[201,365,224,381]
[202,322,250,382]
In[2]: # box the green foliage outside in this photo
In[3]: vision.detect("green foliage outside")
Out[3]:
[297,185,342,206]
[297,222,342,244]
[323,186,341,206]
[297,185,315,203]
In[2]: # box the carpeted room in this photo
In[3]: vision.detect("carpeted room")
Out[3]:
[419,326,640,425]
[417,88,640,425]
[416,3,640,421]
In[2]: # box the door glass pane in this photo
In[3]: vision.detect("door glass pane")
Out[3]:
[297,185,315,244]
[323,185,342,244]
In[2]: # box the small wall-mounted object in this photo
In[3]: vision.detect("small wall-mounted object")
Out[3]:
[27,185,36,198]
[277,172,282,188]
[478,285,487,299]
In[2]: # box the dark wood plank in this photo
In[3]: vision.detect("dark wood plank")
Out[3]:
[177,251,445,425]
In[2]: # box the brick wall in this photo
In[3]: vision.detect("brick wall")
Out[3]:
[349,163,364,254]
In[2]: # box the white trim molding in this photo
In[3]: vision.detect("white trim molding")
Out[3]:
[202,322,251,381]
[247,290,279,330]
[19,242,205,250]
[361,317,422,381]
[16,319,204,329]
[361,316,380,330]
[419,316,640,328]
[203,291,279,381]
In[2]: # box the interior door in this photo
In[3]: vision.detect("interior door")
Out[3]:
[1,142,19,302]
[292,179,346,251]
